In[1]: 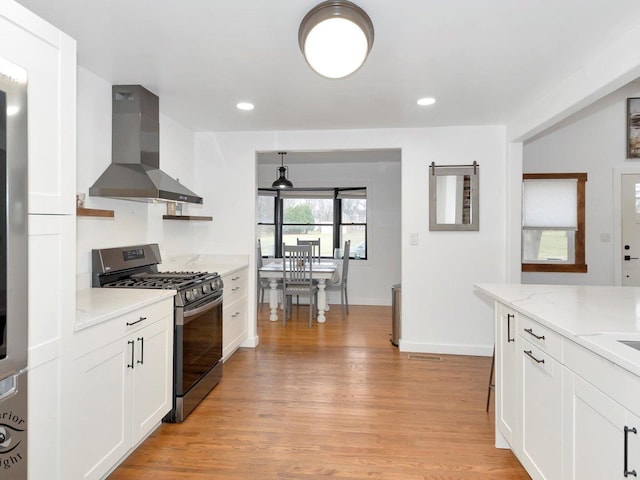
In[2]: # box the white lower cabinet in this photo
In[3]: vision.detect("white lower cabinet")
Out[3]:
[563,363,640,479]
[519,338,563,480]
[222,267,248,360]
[496,302,518,447]
[130,316,173,442]
[493,300,640,480]
[72,338,130,480]
[67,299,173,480]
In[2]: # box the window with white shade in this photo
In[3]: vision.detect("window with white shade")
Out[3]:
[521,173,587,273]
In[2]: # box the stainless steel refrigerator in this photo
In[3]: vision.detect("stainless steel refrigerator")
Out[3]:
[0,57,28,479]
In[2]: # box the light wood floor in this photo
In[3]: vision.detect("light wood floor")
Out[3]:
[109,304,530,479]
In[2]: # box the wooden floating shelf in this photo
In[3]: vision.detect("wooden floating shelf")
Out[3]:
[162,215,213,221]
[77,207,114,218]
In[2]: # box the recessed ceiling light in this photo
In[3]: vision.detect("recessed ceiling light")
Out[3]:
[6,105,20,116]
[237,102,254,111]
[417,97,436,106]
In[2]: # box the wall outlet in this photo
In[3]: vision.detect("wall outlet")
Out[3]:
[410,233,419,245]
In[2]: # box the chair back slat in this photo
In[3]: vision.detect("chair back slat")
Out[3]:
[257,239,264,269]
[283,244,313,285]
[341,240,351,283]
[297,238,321,263]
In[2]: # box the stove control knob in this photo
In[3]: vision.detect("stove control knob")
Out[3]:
[202,284,210,294]
[185,290,193,302]
[192,288,200,299]
[211,280,218,291]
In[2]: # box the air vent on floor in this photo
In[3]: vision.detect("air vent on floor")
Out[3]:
[407,354,443,361]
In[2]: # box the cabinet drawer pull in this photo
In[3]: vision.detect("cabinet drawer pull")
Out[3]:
[524,350,545,364]
[524,328,545,340]
[507,313,515,343]
[137,337,144,365]
[232,276,240,281]
[232,311,240,318]
[126,316,147,326]
[232,286,240,292]
[127,340,135,369]
[625,426,638,477]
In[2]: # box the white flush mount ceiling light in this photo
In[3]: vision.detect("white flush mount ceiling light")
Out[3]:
[417,97,436,106]
[299,1,374,79]
[237,102,254,111]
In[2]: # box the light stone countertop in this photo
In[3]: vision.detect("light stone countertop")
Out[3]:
[76,254,248,332]
[475,283,640,377]
[158,254,249,277]
[75,288,175,332]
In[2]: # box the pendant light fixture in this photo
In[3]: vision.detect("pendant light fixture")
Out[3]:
[299,0,374,79]
[272,152,293,189]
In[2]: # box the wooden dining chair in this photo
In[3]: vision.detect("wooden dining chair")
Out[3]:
[282,243,318,327]
[297,238,321,263]
[326,239,350,320]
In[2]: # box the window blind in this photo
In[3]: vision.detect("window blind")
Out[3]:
[522,179,577,229]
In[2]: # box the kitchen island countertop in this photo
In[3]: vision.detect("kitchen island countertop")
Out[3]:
[476,283,640,378]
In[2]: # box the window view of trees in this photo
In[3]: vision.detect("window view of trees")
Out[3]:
[283,198,333,256]
[257,188,367,259]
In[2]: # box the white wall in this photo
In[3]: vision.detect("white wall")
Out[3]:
[522,82,640,285]
[257,158,401,306]
[75,67,201,287]
[193,126,506,356]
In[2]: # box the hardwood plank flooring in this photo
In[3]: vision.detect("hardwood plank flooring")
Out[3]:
[109,304,530,479]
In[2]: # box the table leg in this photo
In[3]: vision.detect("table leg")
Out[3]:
[317,280,327,323]
[269,279,279,322]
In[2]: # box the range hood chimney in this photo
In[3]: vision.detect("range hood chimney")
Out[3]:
[89,85,203,204]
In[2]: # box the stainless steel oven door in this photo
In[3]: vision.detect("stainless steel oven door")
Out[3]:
[175,293,223,397]
[0,58,28,378]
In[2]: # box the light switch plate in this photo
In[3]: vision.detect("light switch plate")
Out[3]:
[410,233,419,245]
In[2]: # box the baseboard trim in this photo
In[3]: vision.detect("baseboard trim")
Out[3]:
[398,341,493,357]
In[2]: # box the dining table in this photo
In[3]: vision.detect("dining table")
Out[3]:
[258,260,338,323]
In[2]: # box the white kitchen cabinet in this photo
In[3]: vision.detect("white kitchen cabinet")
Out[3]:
[130,316,173,442]
[518,337,564,480]
[495,302,518,449]
[68,299,173,480]
[28,215,75,480]
[0,1,76,215]
[563,371,640,479]
[517,315,564,480]
[222,267,248,360]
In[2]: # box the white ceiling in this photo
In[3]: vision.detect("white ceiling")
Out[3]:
[14,0,640,133]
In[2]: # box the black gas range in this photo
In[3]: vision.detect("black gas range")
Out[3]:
[92,244,224,422]
[100,270,223,308]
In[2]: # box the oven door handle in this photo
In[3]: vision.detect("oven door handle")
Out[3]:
[181,295,223,325]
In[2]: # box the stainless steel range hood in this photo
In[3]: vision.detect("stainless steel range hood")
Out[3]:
[89,85,203,204]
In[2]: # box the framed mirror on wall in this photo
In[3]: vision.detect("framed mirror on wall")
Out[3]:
[429,161,479,231]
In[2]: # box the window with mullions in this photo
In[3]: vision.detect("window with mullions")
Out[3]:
[257,188,367,259]
[257,192,276,257]
[339,189,367,259]
[521,173,587,273]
